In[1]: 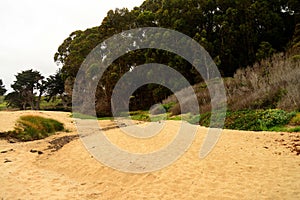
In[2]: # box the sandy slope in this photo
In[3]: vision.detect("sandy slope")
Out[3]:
[0,111,299,199]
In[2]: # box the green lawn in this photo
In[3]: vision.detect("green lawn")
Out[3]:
[0,96,7,110]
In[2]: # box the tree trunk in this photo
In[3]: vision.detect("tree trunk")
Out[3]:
[36,94,42,110]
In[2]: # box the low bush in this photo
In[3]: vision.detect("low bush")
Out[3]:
[130,111,150,121]
[199,109,295,131]
[289,113,300,126]
[7,115,64,141]
[162,102,176,112]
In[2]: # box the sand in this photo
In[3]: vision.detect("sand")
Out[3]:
[0,110,299,199]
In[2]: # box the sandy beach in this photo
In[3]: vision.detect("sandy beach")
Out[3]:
[0,111,299,199]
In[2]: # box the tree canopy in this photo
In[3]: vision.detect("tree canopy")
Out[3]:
[4,69,67,110]
[5,70,44,110]
[0,79,6,96]
[54,0,299,116]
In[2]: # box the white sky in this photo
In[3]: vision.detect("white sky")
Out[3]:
[0,0,145,92]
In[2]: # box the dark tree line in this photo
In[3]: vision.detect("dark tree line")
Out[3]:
[54,0,299,116]
[4,69,67,110]
[0,79,6,96]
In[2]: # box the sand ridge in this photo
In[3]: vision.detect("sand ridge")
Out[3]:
[0,111,299,199]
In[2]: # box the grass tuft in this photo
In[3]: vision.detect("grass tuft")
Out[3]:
[6,115,64,141]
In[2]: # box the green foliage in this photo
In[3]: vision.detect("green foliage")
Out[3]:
[6,115,64,141]
[130,111,150,121]
[150,113,167,122]
[162,102,176,112]
[256,42,276,61]
[198,112,210,127]
[5,92,23,109]
[44,69,65,102]
[71,112,98,120]
[226,110,294,131]
[55,0,297,116]
[289,113,300,126]
[0,79,6,96]
[6,69,44,110]
[0,96,6,110]
[4,69,67,111]
[185,114,201,125]
[257,110,295,130]
[199,109,295,131]
[168,115,182,121]
[266,126,300,133]
[39,97,62,110]
[288,126,300,132]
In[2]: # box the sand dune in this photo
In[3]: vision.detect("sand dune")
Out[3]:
[0,111,299,199]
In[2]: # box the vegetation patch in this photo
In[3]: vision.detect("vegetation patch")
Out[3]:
[0,115,64,141]
[71,112,98,120]
[289,113,300,126]
[0,96,6,111]
[130,111,150,121]
[199,109,297,132]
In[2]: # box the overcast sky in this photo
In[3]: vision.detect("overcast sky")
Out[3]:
[0,0,145,92]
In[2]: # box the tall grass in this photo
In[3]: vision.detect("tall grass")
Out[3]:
[160,48,300,131]
[228,51,300,111]
[8,115,64,141]
[164,49,300,115]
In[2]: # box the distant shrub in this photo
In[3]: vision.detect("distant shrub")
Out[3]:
[9,115,64,141]
[162,102,176,112]
[130,111,150,121]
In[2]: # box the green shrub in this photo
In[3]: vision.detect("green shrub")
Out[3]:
[150,114,167,122]
[130,111,150,121]
[258,110,295,130]
[199,109,295,131]
[199,112,211,127]
[168,115,182,121]
[186,114,201,125]
[162,102,176,112]
[289,113,300,126]
[288,126,300,132]
[10,115,64,141]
